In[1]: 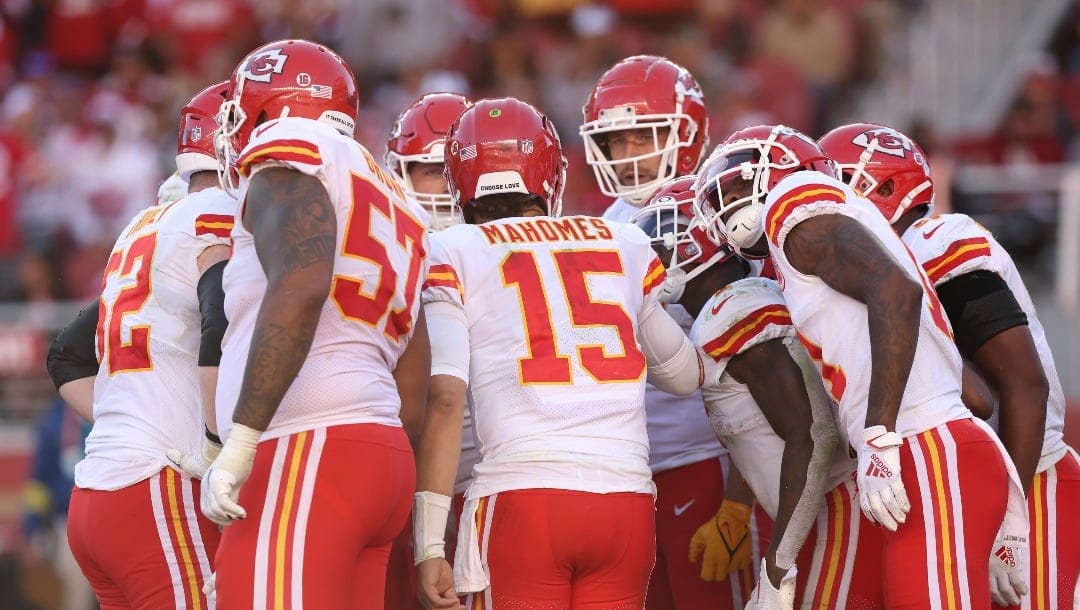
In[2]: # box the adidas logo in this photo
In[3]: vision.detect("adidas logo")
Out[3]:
[865,455,893,478]
[995,545,1016,568]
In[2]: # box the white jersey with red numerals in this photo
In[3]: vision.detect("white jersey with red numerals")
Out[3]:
[424,215,668,499]
[603,197,725,473]
[762,172,969,449]
[216,117,429,442]
[903,213,1068,473]
[691,277,855,517]
[76,188,236,490]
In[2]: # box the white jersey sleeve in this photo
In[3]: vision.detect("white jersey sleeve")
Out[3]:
[762,173,848,251]
[692,277,794,379]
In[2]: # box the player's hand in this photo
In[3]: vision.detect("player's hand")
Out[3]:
[200,424,260,526]
[857,425,910,531]
[166,429,222,480]
[417,558,464,610]
[989,522,1029,605]
[745,558,796,610]
[202,572,216,606]
[688,499,752,581]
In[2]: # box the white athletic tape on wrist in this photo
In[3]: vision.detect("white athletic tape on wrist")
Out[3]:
[413,491,452,564]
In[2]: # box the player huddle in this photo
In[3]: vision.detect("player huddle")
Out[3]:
[44,37,1077,610]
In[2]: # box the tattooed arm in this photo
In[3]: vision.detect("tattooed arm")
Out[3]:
[783,214,922,431]
[232,167,337,431]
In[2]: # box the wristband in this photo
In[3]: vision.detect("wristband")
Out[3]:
[413,491,452,564]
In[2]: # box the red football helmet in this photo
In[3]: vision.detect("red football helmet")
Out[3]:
[385,92,471,230]
[818,123,933,224]
[216,39,359,192]
[631,175,735,303]
[176,81,228,180]
[694,125,834,257]
[580,55,709,206]
[444,97,566,221]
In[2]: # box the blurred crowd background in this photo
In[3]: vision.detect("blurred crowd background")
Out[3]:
[0,0,1078,607]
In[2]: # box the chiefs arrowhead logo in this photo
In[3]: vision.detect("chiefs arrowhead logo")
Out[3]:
[241,49,288,84]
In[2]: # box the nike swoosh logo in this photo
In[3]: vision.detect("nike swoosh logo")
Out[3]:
[710,295,734,316]
[922,223,943,239]
[674,499,696,516]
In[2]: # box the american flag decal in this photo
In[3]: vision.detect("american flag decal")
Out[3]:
[460,145,477,160]
[309,85,332,99]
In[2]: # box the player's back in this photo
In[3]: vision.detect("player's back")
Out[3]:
[217,117,429,442]
[904,213,1069,471]
[78,187,235,490]
[762,171,969,448]
[426,215,664,498]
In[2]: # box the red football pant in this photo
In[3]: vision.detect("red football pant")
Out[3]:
[795,478,886,609]
[215,423,414,610]
[647,456,770,610]
[992,447,1080,610]
[68,468,219,610]
[465,489,655,610]
[884,418,1008,609]
[385,492,466,610]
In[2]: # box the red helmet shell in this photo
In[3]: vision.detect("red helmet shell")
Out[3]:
[818,122,933,224]
[176,81,228,180]
[217,39,358,189]
[444,97,566,219]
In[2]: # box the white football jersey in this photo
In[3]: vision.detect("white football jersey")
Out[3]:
[904,213,1069,473]
[76,188,236,490]
[217,118,430,442]
[762,172,970,449]
[602,197,725,473]
[424,216,667,498]
[692,277,855,517]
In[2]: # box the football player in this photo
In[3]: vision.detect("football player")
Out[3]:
[582,55,768,609]
[45,80,232,609]
[384,91,474,610]
[631,176,871,608]
[694,124,1025,608]
[821,122,1078,609]
[412,97,709,609]
[200,39,431,609]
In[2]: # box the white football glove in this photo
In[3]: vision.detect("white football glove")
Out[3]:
[166,427,222,480]
[857,425,911,531]
[745,559,796,610]
[203,572,216,606]
[989,507,1029,606]
[200,423,260,527]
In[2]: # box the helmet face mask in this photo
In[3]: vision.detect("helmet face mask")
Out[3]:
[694,125,833,258]
[580,55,709,206]
[216,39,359,195]
[631,176,734,303]
[386,92,471,231]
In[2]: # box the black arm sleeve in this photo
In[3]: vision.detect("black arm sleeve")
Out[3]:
[46,298,101,389]
[198,260,228,366]
[936,270,1027,359]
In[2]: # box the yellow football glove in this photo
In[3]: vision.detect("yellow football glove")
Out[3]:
[688,499,752,582]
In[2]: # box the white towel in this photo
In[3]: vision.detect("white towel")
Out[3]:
[453,496,492,594]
